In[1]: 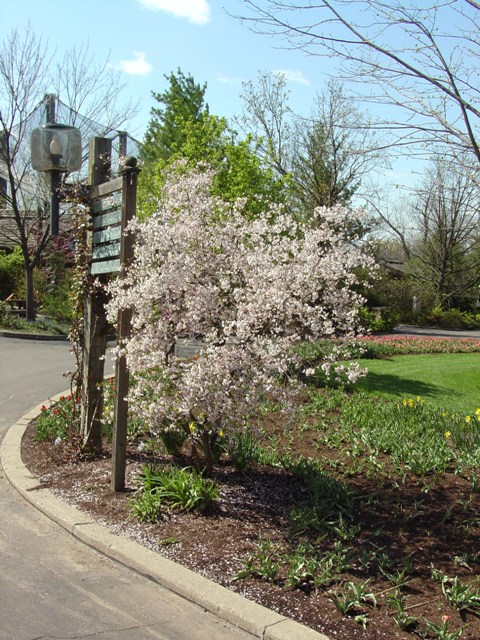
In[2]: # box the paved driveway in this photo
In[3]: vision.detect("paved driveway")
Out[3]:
[0,336,251,640]
[393,325,480,339]
[0,337,76,431]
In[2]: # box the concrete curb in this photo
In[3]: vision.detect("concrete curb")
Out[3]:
[0,393,331,640]
[0,330,69,341]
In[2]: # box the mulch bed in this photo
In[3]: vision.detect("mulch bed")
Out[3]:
[21,417,480,640]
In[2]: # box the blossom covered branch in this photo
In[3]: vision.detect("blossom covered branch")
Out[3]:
[106,164,375,469]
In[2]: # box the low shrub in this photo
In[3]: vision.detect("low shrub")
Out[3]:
[0,308,68,334]
[160,428,188,456]
[35,394,82,460]
[419,306,480,329]
[358,306,398,333]
[0,248,24,299]
[0,300,16,327]
[223,428,262,471]
[133,465,219,514]
[41,291,74,323]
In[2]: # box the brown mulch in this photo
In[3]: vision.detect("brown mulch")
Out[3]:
[21,415,480,640]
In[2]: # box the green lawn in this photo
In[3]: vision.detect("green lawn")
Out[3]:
[355,353,480,414]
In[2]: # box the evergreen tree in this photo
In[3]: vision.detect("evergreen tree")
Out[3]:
[139,70,288,218]
[141,69,208,166]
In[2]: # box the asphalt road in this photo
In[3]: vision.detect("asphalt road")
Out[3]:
[393,324,480,339]
[0,337,76,431]
[0,336,250,640]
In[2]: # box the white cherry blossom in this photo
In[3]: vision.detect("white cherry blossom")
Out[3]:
[106,164,375,470]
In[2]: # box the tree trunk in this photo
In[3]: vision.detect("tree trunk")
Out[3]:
[25,264,36,321]
[200,431,215,477]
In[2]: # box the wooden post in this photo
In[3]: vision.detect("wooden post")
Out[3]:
[118,131,128,160]
[111,157,139,491]
[45,93,56,124]
[88,137,112,186]
[80,137,112,453]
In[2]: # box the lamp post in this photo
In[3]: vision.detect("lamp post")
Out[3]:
[31,123,82,236]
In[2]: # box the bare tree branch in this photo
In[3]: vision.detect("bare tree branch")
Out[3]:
[238,72,386,218]
[235,1,480,172]
[0,24,138,319]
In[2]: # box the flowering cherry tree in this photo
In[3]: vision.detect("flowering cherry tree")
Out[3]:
[106,164,375,472]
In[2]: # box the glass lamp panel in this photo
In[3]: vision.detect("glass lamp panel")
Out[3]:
[31,124,82,172]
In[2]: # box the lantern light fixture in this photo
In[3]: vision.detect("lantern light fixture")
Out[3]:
[30,123,82,236]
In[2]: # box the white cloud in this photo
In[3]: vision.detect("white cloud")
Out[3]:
[215,73,243,85]
[118,51,153,76]
[274,69,310,86]
[137,0,211,25]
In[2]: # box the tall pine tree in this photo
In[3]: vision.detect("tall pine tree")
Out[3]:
[139,69,288,218]
[141,69,208,165]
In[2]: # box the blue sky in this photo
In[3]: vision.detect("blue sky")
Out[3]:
[1,0,327,137]
[0,0,423,188]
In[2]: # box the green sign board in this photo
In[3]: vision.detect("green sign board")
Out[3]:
[91,188,123,275]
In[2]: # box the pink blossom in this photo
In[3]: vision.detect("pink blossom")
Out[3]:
[106,164,373,444]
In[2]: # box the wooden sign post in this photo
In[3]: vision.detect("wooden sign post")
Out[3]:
[111,157,139,491]
[84,139,139,490]
[80,138,112,453]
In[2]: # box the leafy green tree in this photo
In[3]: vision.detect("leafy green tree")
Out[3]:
[139,70,288,218]
[179,114,286,215]
[141,69,208,166]
[0,247,24,299]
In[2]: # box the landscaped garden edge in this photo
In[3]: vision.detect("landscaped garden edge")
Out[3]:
[0,393,331,640]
